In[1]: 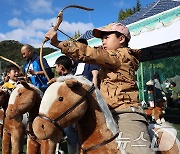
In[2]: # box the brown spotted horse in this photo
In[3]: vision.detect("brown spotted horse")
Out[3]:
[33,75,180,154]
[2,81,57,154]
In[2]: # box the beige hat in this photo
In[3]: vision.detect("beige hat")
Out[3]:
[93,22,131,41]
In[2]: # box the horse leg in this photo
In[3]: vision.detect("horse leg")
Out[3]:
[41,140,49,154]
[26,135,40,154]
[0,108,5,137]
[152,109,162,124]
[41,139,57,154]
[156,118,162,124]
[48,139,57,154]
[160,117,165,123]
[2,130,11,154]
[0,124,3,137]
[11,128,25,154]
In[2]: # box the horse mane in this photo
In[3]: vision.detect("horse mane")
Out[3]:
[8,83,43,106]
[15,83,43,97]
[56,75,119,136]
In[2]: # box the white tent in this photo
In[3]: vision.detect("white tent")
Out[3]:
[87,6,180,49]
[128,6,180,49]
[44,50,63,67]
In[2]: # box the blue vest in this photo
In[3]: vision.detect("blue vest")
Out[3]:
[23,52,54,91]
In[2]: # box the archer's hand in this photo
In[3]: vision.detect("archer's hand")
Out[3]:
[47,78,57,85]
[28,69,36,75]
[45,29,60,47]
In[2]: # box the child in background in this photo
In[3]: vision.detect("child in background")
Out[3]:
[147,85,155,108]
[73,38,100,88]
[2,64,20,91]
[169,82,179,108]
[47,55,78,154]
[146,80,155,108]
[48,55,73,84]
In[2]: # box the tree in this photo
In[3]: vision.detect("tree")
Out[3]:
[74,31,81,39]
[0,40,56,71]
[68,31,81,41]
[135,0,141,12]
[118,0,141,21]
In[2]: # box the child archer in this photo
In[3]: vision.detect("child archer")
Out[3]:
[45,23,154,154]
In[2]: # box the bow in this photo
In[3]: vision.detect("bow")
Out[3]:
[0,55,31,82]
[40,5,94,81]
[0,56,21,70]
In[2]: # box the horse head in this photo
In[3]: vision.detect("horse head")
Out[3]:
[33,75,120,154]
[6,80,42,119]
[32,77,90,141]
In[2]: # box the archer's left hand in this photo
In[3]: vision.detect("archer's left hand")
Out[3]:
[45,29,60,47]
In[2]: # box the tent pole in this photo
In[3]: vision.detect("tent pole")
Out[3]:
[140,62,145,102]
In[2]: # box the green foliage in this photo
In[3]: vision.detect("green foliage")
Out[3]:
[118,9,133,21]
[74,31,81,39]
[0,40,56,71]
[68,31,81,41]
[135,0,141,12]
[118,0,141,21]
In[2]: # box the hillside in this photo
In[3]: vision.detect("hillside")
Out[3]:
[0,40,56,71]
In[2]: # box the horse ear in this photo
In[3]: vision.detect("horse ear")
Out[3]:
[20,80,31,89]
[65,79,82,89]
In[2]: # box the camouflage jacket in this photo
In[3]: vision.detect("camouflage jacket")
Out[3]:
[60,41,141,112]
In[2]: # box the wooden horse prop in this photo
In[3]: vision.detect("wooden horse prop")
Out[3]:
[33,75,123,154]
[145,99,167,124]
[0,87,10,137]
[2,81,47,154]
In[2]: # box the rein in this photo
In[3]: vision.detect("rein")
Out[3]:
[38,83,119,152]
[38,84,95,131]
[80,133,119,154]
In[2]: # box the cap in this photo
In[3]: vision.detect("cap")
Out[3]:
[146,80,154,86]
[93,22,131,41]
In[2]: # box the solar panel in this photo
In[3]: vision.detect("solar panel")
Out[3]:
[121,0,180,25]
